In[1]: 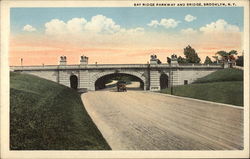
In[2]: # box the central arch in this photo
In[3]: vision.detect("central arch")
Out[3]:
[93,72,145,91]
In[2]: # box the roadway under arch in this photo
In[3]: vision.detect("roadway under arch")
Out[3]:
[95,73,144,91]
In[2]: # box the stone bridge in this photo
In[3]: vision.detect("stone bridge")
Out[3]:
[10,55,225,91]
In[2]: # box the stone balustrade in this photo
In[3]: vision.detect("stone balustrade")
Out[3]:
[10,63,223,71]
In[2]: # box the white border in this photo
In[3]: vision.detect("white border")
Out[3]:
[1,0,249,158]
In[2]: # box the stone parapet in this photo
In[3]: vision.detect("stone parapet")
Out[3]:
[10,63,223,72]
[10,62,223,91]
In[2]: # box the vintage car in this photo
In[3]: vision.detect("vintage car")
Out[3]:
[116,81,127,92]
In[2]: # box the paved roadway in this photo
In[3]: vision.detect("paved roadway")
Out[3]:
[81,86,243,150]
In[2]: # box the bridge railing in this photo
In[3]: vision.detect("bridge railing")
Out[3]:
[87,64,149,68]
[178,63,223,67]
[150,63,223,68]
[9,64,150,71]
[10,65,59,70]
[10,63,223,71]
[178,63,222,66]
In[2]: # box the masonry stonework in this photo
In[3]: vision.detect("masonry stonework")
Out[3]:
[10,55,224,91]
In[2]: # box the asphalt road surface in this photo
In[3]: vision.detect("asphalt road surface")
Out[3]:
[81,89,243,150]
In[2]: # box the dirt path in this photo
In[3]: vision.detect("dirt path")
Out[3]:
[81,91,243,150]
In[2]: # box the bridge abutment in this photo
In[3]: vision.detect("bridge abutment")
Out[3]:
[149,70,160,91]
[79,70,90,89]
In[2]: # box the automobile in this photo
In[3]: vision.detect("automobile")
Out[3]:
[116,81,127,92]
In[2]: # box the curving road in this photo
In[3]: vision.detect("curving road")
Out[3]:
[81,89,243,150]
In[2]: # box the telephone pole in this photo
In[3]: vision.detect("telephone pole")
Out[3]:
[21,58,23,66]
[170,67,173,95]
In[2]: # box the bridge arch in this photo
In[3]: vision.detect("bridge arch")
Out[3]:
[91,71,146,90]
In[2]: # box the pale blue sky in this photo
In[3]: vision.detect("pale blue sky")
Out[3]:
[11,7,243,34]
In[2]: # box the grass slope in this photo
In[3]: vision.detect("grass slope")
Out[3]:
[161,81,243,106]
[10,72,111,150]
[161,68,243,106]
[194,68,243,83]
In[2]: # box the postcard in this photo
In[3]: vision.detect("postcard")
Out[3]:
[1,0,249,158]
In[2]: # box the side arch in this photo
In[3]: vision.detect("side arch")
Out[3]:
[58,70,79,88]
[70,74,78,89]
[160,73,169,89]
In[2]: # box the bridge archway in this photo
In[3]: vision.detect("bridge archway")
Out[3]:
[93,72,145,91]
[70,74,78,89]
[160,73,168,90]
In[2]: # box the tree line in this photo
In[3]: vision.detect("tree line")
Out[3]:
[166,45,243,66]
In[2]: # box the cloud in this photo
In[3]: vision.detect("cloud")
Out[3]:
[181,28,197,34]
[85,15,121,34]
[23,24,36,32]
[184,14,197,22]
[124,27,145,34]
[66,18,87,33]
[200,19,240,33]
[44,15,143,37]
[45,19,67,35]
[160,18,180,28]
[148,18,180,28]
[178,19,241,36]
[147,20,159,27]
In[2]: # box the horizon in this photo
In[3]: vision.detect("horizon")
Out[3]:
[9,50,242,67]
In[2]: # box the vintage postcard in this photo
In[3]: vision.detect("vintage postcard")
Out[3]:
[1,0,249,158]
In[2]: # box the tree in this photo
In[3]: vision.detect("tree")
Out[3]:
[204,56,213,64]
[216,50,238,62]
[236,55,243,66]
[216,50,238,68]
[177,56,187,63]
[184,45,201,63]
[212,56,219,64]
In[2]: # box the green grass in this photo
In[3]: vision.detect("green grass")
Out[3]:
[194,68,243,83]
[10,72,111,150]
[160,81,243,106]
[160,68,243,106]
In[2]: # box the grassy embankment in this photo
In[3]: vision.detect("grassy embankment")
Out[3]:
[160,68,243,106]
[10,72,111,150]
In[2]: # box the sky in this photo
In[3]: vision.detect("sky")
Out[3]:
[10,7,244,66]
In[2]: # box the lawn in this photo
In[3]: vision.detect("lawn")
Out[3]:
[160,68,243,106]
[10,72,111,150]
[160,81,243,106]
[194,68,243,83]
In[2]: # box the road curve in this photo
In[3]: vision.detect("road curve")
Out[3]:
[81,91,243,150]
